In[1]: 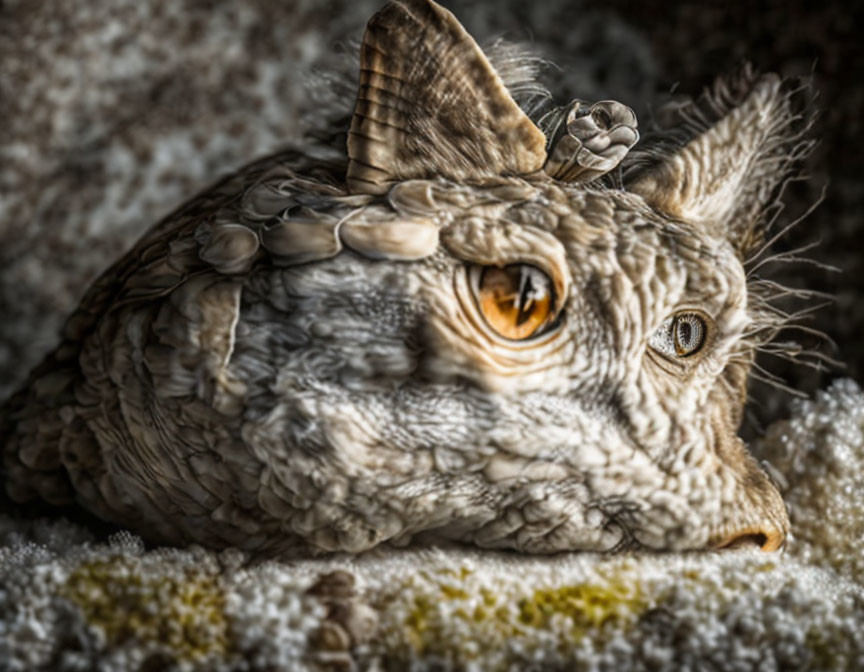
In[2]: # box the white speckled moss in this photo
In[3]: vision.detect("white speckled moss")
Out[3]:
[754,378,864,583]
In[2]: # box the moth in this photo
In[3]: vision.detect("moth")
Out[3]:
[2,0,807,556]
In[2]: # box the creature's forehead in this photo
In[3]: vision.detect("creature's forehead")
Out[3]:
[434,179,746,316]
[386,176,753,399]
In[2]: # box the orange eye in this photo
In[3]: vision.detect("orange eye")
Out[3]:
[476,265,556,340]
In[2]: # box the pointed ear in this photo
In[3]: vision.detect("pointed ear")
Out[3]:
[626,68,812,258]
[346,0,548,195]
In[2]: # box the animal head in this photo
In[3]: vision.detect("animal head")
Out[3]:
[286,0,797,553]
[4,0,806,555]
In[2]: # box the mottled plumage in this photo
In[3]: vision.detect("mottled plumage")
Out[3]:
[2,0,809,556]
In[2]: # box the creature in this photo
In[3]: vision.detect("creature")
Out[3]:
[2,0,810,556]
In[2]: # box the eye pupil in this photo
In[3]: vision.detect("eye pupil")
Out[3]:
[476,265,556,340]
[673,314,704,356]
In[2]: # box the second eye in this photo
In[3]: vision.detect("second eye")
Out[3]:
[648,311,709,359]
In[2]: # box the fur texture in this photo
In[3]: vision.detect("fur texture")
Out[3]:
[1,0,815,557]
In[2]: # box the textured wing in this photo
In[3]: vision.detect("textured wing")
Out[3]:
[346,0,547,194]
[0,149,347,508]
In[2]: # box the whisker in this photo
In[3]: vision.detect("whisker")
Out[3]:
[745,183,827,266]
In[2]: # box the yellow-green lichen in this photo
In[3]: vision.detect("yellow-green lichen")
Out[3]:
[805,625,849,670]
[398,565,647,666]
[440,584,469,600]
[405,594,434,653]
[517,574,646,638]
[402,569,490,658]
[62,556,228,662]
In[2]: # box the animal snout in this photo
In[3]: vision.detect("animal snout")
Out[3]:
[713,525,785,552]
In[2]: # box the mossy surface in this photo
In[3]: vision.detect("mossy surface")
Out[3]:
[62,555,228,662]
[397,564,647,667]
[517,572,646,637]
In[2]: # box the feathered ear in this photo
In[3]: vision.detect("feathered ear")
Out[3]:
[346,0,548,195]
[626,67,813,259]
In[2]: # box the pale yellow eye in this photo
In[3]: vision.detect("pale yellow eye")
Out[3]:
[648,311,709,359]
[477,265,555,340]
[673,313,706,356]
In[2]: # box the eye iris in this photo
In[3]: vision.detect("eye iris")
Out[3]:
[477,265,554,340]
[673,314,705,356]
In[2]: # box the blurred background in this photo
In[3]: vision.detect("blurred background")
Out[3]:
[1,0,861,429]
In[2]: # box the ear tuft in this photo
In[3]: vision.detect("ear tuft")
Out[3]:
[346,0,547,195]
[625,65,814,258]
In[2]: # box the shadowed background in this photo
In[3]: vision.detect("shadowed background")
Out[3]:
[1,0,862,426]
